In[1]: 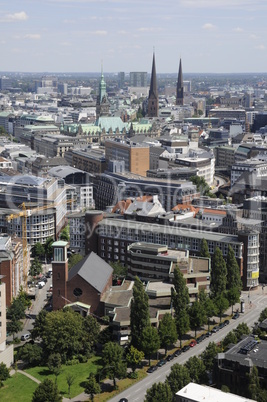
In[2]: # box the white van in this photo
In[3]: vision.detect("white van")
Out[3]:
[21,333,30,341]
[38,281,45,289]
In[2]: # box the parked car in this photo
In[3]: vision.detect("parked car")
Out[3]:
[21,333,31,341]
[166,354,174,361]
[224,319,230,325]
[232,312,240,319]
[189,339,197,347]
[38,281,45,289]
[205,331,212,337]
[147,365,158,373]
[211,326,219,333]
[182,345,190,352]
[118,399,128,402]
[157,359,166,367]
[174,349,182,357]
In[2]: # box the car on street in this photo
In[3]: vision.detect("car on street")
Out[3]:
[189,339,197,347]
[232,312,240,319]
[211,326,219,333]
[118,399,128,402]
[182,345,190,352]
[21,333,31,341]
[147,365,158,373]
[166,354,174,361]
[224,319,230,325]
[157,359,167,367]
[174,349,182,357]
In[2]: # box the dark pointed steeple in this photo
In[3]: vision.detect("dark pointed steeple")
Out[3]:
[176,58,184,106]
[147,52,158,117]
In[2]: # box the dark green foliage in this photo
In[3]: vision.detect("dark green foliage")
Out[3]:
[189,299,206,338]
[7,319,23,339]
[110,261,128,278]
[130,276,150,349]
[59,226,69,241]
[145,382,172,402]
[210,247,227,298]
[31,242,45,258]
[84,373,101,401]
[126,346,144,373]
[248,366,266,402]
[259,307,267,323]
[29,257,43,277]
[185,356,208,384]
[0,362,10,387]
[32,378,62,402]
[222,331,238,350]
[214,294,229,322]
[102,342,127,388]
[226,246,242,292]
[66,373,75,400]
[198,290,217,331]
[166,363,190,395]
[171,267,190,347]
[31,310,48,340]
[18,344,43,366]
[190,176,210,196]
[68,253,84,270]
[200,238,210,258]
[234,322,251,340]
[82,314,101,352]
[158,313,177,354]
[227,287,241,314]
[141,325,160,366]
[45,237,54,260]
[201,342,222,372]
[47,353,62,383]
[221,385,230,393]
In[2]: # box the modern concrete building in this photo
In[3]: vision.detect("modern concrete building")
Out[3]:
[129,72,147,87]
[231,159,267,187]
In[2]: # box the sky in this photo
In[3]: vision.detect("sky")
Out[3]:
[0,0,267,74]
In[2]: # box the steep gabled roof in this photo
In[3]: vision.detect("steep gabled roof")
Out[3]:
[68,251,113,293]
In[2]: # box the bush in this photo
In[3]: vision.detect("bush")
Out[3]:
[66,358,79,366]
[77,354,88,363]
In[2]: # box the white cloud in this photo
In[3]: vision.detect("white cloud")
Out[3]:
[24,34,41,40]
[137,27,162,32]
[180,0,266,9]
[250,34,259,40]
[255,44,265,50]
[91,30,107,35]
[233,27,243,32]
[202,23,216,30]
[1,11,28,22]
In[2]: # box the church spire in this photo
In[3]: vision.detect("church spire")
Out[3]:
[147,51,159,117]
[176,58,184,106]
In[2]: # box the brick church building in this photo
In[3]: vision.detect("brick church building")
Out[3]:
[52,241,113,316]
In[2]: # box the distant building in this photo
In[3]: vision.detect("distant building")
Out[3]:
[129,72,147,87]
[0,278,14,367]
[96,69,110,118]
[176,58,184,106]
[147,53,158,118]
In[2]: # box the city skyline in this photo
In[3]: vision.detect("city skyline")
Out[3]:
[0,0,267,74]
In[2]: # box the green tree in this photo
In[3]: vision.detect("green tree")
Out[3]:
[201,342,222,372]
[32,242,45,258]
[130,276,150,350]
[210,247,227,298]
[185,356,208,384]
[84,373,101,401]
[198,290,217,331]
[215,294,229,322]
[141,325,160,366]
[68,253,84,270]
[248,366,262,401]
[66,373,75,400]
[227,287,241,315]
[259,307,267,323]
[7,318,23,339]
[0,363,10,388]
[83,314,101,353]
[145,382,172,402]
[7,297,26,321]
[110,261,128,279]
[32,378,62,402]
[45,237,54,261]
[166,363,190,395]
[59,226,69,241]
[222,331,237,350]
[126,345,144,373]
[31,310,48,340]
[158,313,177,355]
[200,239,210,259]
[234,322,251,340]
[30,257,43,277]
[18,288,32,309]
[102,342,127,389]
[226,245,242,292]
[18,344,43,366]
[189,299,206,338]
[190,176,210,196]
[171,267,190,347]
[41,309,85,361]
[47,353,62,384]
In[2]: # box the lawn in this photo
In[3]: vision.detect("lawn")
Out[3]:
[25,356,102,399]
[0,372,38,402]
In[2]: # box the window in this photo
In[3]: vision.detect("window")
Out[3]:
[54,247,64,261]
[73,288,83,297]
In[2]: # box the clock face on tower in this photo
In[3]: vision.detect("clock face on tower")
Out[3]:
[73,288,83,297]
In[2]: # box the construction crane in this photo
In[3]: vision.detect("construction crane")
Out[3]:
[6,198,74,291]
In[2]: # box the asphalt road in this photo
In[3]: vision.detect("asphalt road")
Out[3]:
[109,290,267,402]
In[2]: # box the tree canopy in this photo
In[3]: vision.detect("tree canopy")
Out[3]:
[145,382,172,402]
[130,276,150,349]
[158,313,177,354]
[32,378,62,402]
[210,247,227,298]
[102,341,127,388]
[141,325,160,365]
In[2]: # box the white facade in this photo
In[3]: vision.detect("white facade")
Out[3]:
[231,159,267,186]
[79,185,94,210]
